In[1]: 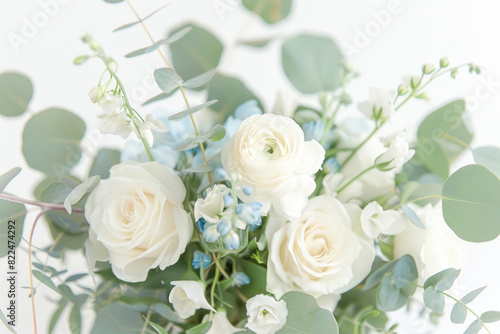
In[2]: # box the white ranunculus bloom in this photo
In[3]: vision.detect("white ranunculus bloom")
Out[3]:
[194,184,229,224]
[202,312,243,334]
[85,161,192,282]
[360,201,409,239]
[246,294,288,334]
[358,87,395,120]
[221,114,325,220]
[273,89,297,118]
[266,195,375,311]
[393,202,467,286]
[169,280,215,319]
[99,111,133,139]
[376,134,415,172]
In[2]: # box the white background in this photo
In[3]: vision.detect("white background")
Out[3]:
[1,0,500,333]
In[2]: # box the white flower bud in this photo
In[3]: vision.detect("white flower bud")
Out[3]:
[107,59,118,73]
[89,86,104,103]
[422,63,436,74]
[397,83,410,96]
[440,57,450,68]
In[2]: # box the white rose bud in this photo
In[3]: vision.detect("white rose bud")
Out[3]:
[195,184,229,224]
[169,281,215,319]
[246,294,288,334]
[358,87,395,120]
[360,201,409,239]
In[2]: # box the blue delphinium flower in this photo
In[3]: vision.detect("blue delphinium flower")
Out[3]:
[223,231,240,250]
[231,272,251,287]
[217,220,231,237]
[203,224,220,243]
[303,120,325,142]
[323,157,340,174]
[234,100,262,120]
[235,202,262,229]
[192,251,211,270]
[195,217,207,233]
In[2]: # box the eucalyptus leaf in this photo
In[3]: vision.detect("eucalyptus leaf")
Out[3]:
[125,40,166,58]
[103,0,124,3]
[70,303,82,334]
[0,308,17,334]
[451,302,467,324]
[153,303,177,322]
[242,0,293,24]
[183,68,218,89]
[481,311,500,323]
[0,167,21,193]
[33,270,59,293]
[399,181,419,204]
[442,164,500,242]
[182,164,213,173]
[58,284,77,303]
[277,291,338,334]
[0,72,33,117]
[461,286,487,304]
[186,321,212,334]
[0,200,26,257]
[239,38,272,48]
[473,146,500,177]
[168,100,218,122]
[154,68,184,94]
[113,4,170,32]
[401,205,425,228]
[169,23,222,81]
[89,149,121,179]
[22,108,86,175]
[423,287,445,314]
[65,273,88,283]
[142,91,179,106]
[144,318,168,334]
[424,268,460,290]
[49,299,68,334]
[282,34,343,94]
[91,303,145,334]
[64,175,99,214]
[198,124,226,142]
[463,319,483,334]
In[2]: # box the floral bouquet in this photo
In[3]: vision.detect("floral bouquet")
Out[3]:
[1,1,500,334]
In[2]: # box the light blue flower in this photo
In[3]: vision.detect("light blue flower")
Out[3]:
[203,224,220,243]
[192,251,211,270]
[150,108,193,149]
[213,168,229,181]
[223,231,240,250]
[234,100,263,120]
[217,220,231,237]
[323,157,340,174]
[242,186,253,196]
[231,272,251,287]
[196,217,207,233]
[235,202,262,229]
[303,120,325,142]
[223,193,235,207]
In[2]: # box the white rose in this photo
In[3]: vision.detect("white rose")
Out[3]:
[194,184,229,224]
[393,202,467,286]
[360,201,409,239]
[266,195,375,311]
[202,312,243,334]
[358,87,395,120]
[376,134,415,172]
[169,280,215,319]
[85,161,192,282]
[221,114,325,220]
[246,294,288,334]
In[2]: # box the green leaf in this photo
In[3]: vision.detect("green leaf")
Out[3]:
[424,268,461,290]
[91,303,145,334]
[144,318,168,334]
[481,311,500,323]
[168,100,218,122]
[277,291,338,334]
[65,273,88,283]
[89,149,121,179]
[103,0,124,3]
[0,308,17,334]
[450,302,467,324]
[152,303,177,322]
[22,108,86,175]
[401,205,425,228]
[64,175,99,214]
[282,34,344,94]
[69,303,82,334]
[463,319,483,334]
[473,146,500,177]
[392,254,418,288]
[33,270,59,293]
[461,286,487,304]
[239,38,272,48]
[442,164,500,242]
[174,124,226,151]
[142,91,179,106]
[423,287,445,314]
[186,321,212,334]
[58,284,77,303]
[207,74,262,122]
[113,4,170,32]
[169,23,222,81]
[378,275,400,309]
[49,299,68,334]
[412,139,450,180]
[0,72,33,117]
[0,200,26,257]
[363,260,397,291]
[0,167,22,192]
[154,68,184,94]
[242,0,293,24]
[239,259,267,298]
[183,68,218,89]
[399,181,419,204]
[125,27,193,58]
[182,164,213,173]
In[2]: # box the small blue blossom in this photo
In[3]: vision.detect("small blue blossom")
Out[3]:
[203,224,220,243]
[323,157,340,174]
[303,120,325,142]
[223,193,235,207]
[234,100,263,120]
[224,231,240,250]
[192,251,211,270]
[195,217,207,233]
[213,168,229,180]
[217,220,231,237]
[242,186,253,196]
[235,202,262,228]
[231,272,251,287]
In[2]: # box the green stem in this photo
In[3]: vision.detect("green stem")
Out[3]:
[389,195,443,210]
[210,265,221,312]
[320,100,342,146]
[337,164,377,194]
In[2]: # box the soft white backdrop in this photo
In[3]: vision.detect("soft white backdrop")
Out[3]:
[1,0,500,333]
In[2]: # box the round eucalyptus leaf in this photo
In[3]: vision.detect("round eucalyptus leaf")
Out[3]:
[0,200,26,257]
[0,72,33,117]
[442,164,500,242]
[22,108,86,175]
[169,23,223,82]
[103,0,124,3]
[473,146,500,177]
[242,0,293,24]
[282,34,344,94]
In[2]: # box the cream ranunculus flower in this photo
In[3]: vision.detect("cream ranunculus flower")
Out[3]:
[221,114,325,220]
[266,195,375,311]
[194,184,229,224]
[246,294,288,334]
[393,202,467,286]
[85,161,192,282]
[169,280,215,319]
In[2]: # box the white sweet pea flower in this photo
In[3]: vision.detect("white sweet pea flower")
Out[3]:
[221,114,325,220]
[139,114,169,147]
[394,202,467,287]
[195,184,229,224]
[98,111,133,139]
[358,87,395,120]
[246,294,288,334]
[202,312,243,334]
[88,86,104,103]
[98,93,123,114]
[169,280,215,319]
[360,201,409,239]
[273,89,297,118]
[376,134,415,172]
[266,195,375,311]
